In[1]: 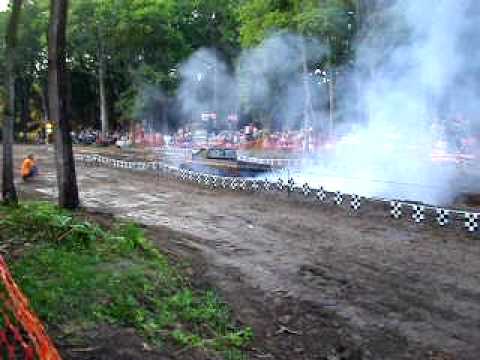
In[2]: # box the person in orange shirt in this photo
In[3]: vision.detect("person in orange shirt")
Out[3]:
[21,154,38,181]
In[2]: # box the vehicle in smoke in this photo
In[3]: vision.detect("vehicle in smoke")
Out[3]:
[180,147,273,177]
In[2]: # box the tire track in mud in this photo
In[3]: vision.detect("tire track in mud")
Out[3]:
[7,146,480,360]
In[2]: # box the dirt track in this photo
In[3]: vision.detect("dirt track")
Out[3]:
[6,145,480,360]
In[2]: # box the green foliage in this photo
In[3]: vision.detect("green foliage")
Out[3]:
[0,0,360,132]
[237,0,294,47]
[223,349,250,360]
[0,202,103,248]
[238,0,356,65]
[0,202,252,356]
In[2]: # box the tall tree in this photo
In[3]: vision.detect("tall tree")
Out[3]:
[48,0,79,209]
[2,0,23,204]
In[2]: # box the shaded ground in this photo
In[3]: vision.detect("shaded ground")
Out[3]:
[4,145,480,360]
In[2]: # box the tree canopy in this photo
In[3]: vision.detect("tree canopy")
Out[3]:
[0,0,360,134]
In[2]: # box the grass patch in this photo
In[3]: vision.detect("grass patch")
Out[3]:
[0,202,252,357]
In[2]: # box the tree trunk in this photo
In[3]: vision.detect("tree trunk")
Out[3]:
[99,51,109,137]
[20,78,32,142]
[48,0,79,209]
[130,121,136,146]
[2,0,23,204]
[40,82,49,143]
[41,82,49,122]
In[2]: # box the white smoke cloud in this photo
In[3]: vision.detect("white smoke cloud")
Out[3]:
[0,0,8,12]
[175,33,328,131]
[150,0,479,206]
[177,48,238,125]
[288,0,480,206]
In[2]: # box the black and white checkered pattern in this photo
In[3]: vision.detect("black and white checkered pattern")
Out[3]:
[175,168,183,179]
[302,183,311,197]
[411,205,425,223]
[334,191,343,205]
[276,179,284,192]
[351,195,361,211]
[78,154,480,234]
[203,175,211,187]
[239,180,247,191]
[316,187,326,201]
[464,213,479,232]
[288,178,295,193]
[263,181,271,192]
[390,201,402,219]
[221,178,229,189]
[211,176,218,189]
[435,208,450,226]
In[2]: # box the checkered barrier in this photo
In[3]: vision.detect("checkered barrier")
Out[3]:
[0,257,62,360]
[75,154,480,233]
[412,205,425,223]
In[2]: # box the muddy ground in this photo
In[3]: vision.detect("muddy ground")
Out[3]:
[4,145,480,360]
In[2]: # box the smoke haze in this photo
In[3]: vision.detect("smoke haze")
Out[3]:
[176,33,328,131]
[288,0,480,206]
[141,0,480,206]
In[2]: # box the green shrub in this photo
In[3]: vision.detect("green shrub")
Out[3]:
[1,201,252,359]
